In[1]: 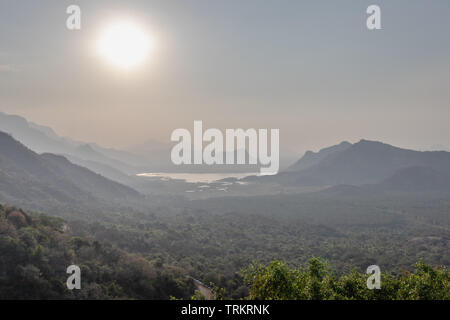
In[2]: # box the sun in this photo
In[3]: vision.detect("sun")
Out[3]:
[98,21,152,69]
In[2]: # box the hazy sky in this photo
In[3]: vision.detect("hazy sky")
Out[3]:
[1,0,449,155]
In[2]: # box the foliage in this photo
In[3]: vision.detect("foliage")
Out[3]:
[243,258,450,300]
[0,205,194,299]
[68,193,450,299]
[2,190,450,300]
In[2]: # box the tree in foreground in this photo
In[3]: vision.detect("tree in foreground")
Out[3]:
[243,258,449,300]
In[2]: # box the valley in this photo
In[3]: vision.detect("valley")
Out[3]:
[0,113,449,299]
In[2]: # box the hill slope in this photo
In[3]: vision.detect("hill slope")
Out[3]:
[0,204,193,299]
[269,140,450,187]
[0,131,142,214]
[0,111,143,176]
[286,141,352,172]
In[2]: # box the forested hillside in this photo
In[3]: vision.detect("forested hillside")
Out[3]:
[0,205,193,299]
[1,204,449,300]
[68,192,450,299]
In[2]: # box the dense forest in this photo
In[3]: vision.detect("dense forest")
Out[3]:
[0,205,193,299]
[66,192,450,299]
[1,203,449,300]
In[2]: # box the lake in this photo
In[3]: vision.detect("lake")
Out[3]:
[137,172,258,183]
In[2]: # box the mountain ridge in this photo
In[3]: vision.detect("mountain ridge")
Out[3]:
[0,111,145,177]
[255,139,450,188]
[0,131,143,216]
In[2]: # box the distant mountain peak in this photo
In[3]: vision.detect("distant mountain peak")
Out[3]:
[355,139,387,146]
[286,140,352,172]
[274,138,450,188]
[353,139,409,149]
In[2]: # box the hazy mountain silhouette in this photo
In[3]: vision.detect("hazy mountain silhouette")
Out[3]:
[286,141,352,172]
[0,111,76,154]
[378,166,450,192]
[260,140,450,187]
[0,111,147,177]
[320,165,450,197]
[0,112,260,175]
[63,154,136,185]
[0,131,142,213]
[368,165,450,192]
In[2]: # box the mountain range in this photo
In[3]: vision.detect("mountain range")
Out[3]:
[0,131,143,216]
[0,112,264,175]
[2,110,450,211]
[0,111,149,177]
[253,140,450,193]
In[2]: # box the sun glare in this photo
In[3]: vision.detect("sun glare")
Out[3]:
[98,21,152,69]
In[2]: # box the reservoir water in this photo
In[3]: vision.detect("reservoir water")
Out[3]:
[137,172,258,183]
